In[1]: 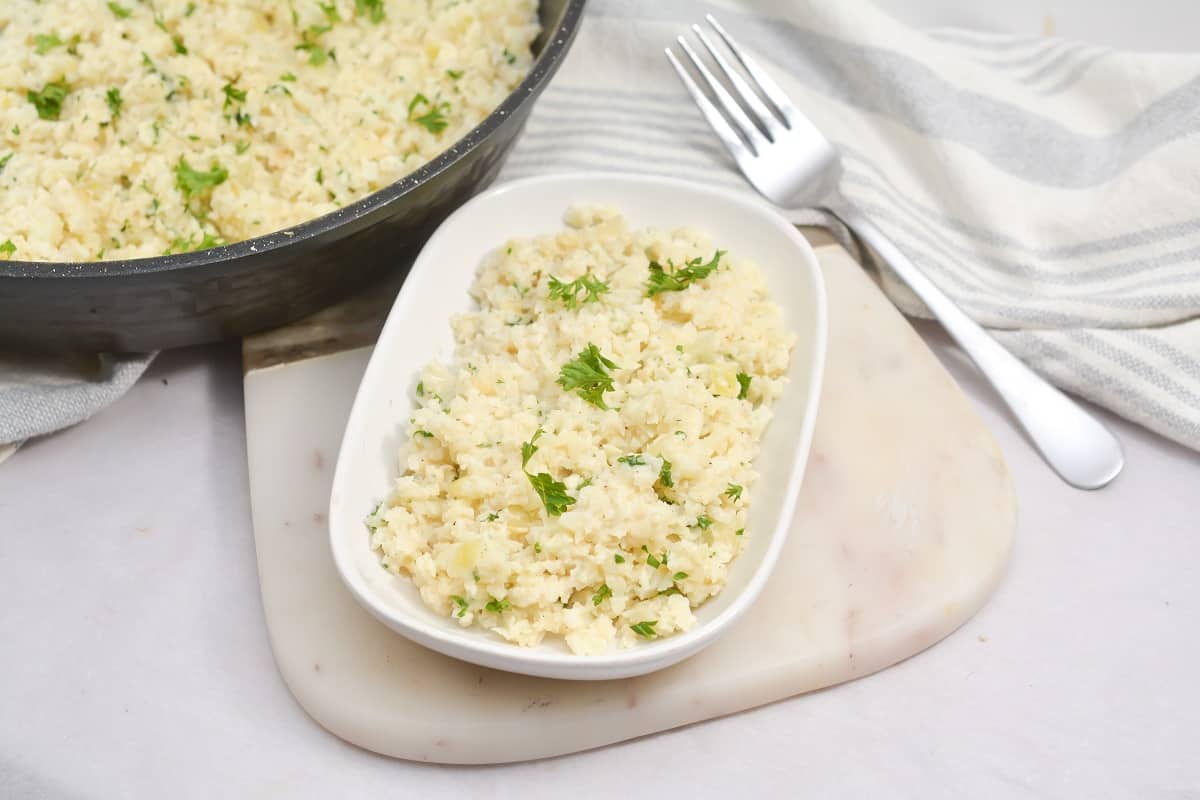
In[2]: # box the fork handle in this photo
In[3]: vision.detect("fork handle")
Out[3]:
[828,200,1124,490]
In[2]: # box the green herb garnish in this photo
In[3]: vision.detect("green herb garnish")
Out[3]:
[672,571,688,582]
[446,69,464,80]
[630,620,658,639]
[645,250,724,297]
[414,430,434,438]
[557,343,618,410]
[107,2,133,18]
[520,428,576,517]
[0,153,12,175]
[592,584,612,606]
[27,80,70,121]
[695,515,712,530]
[658,458,673,488]
[485,597,510,614]
[736,372,751,400]
[105,88,123,120]
[222,82,247,109]
[642,546,661,568]
[617,454,645,467]
[736,528,745,536]
[547,272,609,309]
[614,553,625,564]
[0,240,15,257]
[725,484,743,501]
[34,33,63,55]
[408,93,450,134]
[450,595,469,618]
[355,0,386,23]
[174,158,227,199]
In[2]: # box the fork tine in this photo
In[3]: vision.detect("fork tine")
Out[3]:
[705,14,802,129]
[665,47,753,167]
[674,35,770,155]
[691,24,786,141]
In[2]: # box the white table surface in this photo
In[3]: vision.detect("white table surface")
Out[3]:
[3,2,1199,798]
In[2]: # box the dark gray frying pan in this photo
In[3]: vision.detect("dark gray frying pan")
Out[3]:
[0,0,585,352]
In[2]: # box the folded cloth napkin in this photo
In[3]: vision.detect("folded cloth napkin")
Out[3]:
[4,0,1198,455]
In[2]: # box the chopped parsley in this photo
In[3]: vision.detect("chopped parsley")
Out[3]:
[617,454,645,467]
[630,620,658,639]
[0,240,15,257]
[408,93,450,134]
[736,372,751,400]
[695,515,712,530]
[645,250,724,297]
[547,272,609,309]
[725,484,743,501]
[280,72,297,82]
[235,141,251,154]
[0,153,12,175]
[414,429,434,438]
[296,25,333,65]
[446,69,464,80]
[105,88,123,120]
[163,232,224,255]
[503,47,517,65]
[642,546,662,568]
[533,542,542,553]
[658,458,673,488]
[735,528,745,536]
[172,35,188,55]
[174,158,228,199]
[484,597,510,614]
[34,33,63,55]
[107,2,133,18]
[222,81,247,108]
[450,595,469,618]
[356,0,386,23]
[557,343,618,410]
[27,80,70,121]
[672,571,689,582]
[318,2,342,23]
[415,381,424,397]
[592,584,612,606]
[614,553,625,564]
[520,428,576,517]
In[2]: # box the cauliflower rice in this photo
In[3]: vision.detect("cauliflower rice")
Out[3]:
[368,207,796,655]
[0,0,537,262]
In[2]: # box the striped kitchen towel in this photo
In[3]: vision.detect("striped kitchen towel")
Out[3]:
[499,0,1200,452]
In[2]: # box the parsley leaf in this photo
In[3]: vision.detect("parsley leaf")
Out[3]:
[163,231,224,255]
[630,620,658,639]
[592,584,612,606]
[725,483,743,501]
[658,457,673,488]
[0,153,12,175]
[27,80,70,121]
[446,69,464,80]
[222,81,247,109]
[642,546,661,569]
[105,88,123,120]
[485,597,510,614]
[695,515,712,530]
[414,430,434,438]
[107,2,133,18]
[174,158,228,199]
[450,595,469,618]
[672,571,689,582]
[408,93,450,134]
[0,240,15,257]
[356,0,386,23]
[617,454,645,467]
[34,33,63,55]
[736,372,751,400]
[645,250,725,297]
[736,528,745,536]
[557,343,618,410]
[547,272,610,309]
[614,553,625,564]
[521,428,576,517]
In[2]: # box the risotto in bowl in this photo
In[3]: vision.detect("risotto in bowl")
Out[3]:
[329,173,827,680]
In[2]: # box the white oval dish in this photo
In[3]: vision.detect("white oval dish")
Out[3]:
[329,173,827,680]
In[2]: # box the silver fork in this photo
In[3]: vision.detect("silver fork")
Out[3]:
[666,15,1124,490]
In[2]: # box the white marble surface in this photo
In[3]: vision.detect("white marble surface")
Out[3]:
[3,0,1199,796]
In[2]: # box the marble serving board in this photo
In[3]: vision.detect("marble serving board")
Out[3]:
[242,240,1015,764]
